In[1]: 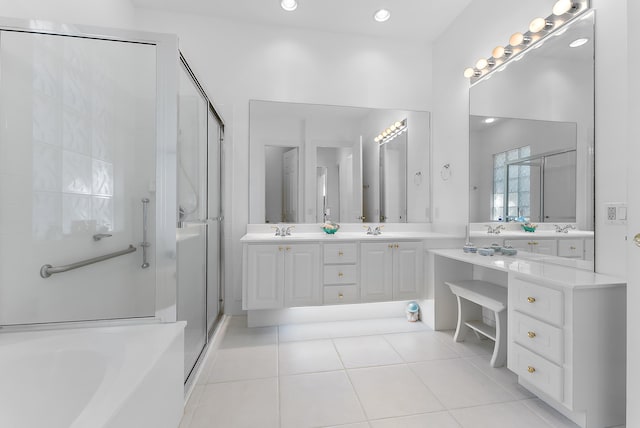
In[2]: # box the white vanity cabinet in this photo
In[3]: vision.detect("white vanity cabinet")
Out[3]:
[431,249,626,428]
[243,233,430,310]
[245,243,320,309]
[360,240,423,302]
[507,274,626,428]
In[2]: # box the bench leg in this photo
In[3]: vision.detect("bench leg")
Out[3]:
[490,310,507,368]
[453,296,482,342]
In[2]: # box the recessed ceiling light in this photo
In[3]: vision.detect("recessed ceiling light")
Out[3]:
[281,0,297,12]
[374,9,391,23]
[484,118,496,124]
[569,38,589,48]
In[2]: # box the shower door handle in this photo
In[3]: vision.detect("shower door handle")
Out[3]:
[141,198,150,269]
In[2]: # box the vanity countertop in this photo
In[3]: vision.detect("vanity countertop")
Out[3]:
[469,230,594,239]
[241,231,461,243]
[430,248,624,289]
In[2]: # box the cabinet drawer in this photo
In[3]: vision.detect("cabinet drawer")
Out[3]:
[513,311,563,364]
[557,239,584,258]
[324,264,357,285]
[511,343,563,402]
[511,278,563,326]
[324,243,357,264]
[323,285,359,305]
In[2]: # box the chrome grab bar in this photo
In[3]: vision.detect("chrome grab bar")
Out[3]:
[40,245,137,278]
[141,198,150,269]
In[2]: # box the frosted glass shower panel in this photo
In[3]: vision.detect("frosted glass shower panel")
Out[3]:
[0,31,157,325]
[178,69,208,223]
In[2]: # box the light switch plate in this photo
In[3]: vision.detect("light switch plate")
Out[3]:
[604,203,628,225]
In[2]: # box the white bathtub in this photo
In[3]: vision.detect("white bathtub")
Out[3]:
[0,322,185,428]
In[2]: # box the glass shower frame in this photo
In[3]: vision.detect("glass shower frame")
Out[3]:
[0,16,180,326]
[177,53,226,386]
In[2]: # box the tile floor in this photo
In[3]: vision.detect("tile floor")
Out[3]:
[180,316,584,428]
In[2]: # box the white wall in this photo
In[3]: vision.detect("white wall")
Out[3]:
[0,0,135,28]
[432,0,628,277]
[134,9,433,314]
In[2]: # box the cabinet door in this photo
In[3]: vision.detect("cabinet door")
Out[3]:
[247,245,284,309]
[284,244,321,307]
[360,242,393,302]
[393,241,423,300]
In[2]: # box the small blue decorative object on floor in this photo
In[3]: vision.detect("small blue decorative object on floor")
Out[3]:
[406,301,420,322]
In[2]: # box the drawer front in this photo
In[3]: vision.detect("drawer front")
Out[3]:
[511,343,563,402]
[323,285,359,305]
[324,243,358,264]
[513,311,563,364]
[323,264,357,285]
[511,278,563,326]
[557,239,584,258]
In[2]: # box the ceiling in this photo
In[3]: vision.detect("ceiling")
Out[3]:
[130,0,473,42]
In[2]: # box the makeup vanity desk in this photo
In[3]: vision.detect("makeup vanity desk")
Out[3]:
[429,249,626,428]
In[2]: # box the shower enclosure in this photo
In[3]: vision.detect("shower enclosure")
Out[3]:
[0,18,223,387]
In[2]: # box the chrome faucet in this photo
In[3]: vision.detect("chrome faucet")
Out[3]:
[485,224,505,234]
[554,224,576,233]
[272,225,294,236]
[365,225,383,236]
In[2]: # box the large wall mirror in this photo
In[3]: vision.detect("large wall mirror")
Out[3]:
[469,12,594,231]
[250,100,431,224]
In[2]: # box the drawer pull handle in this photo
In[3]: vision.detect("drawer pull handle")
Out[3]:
[527,366,536,374]
[338,293,344,299]
[527,331,536,339]
[338,251,344,256]
[286,246,291,251]
[394,243,399,248]
[388,244,394,249]
[278,246,283,252]
[338,272,344,277]
[527,296,536,303]
[570,246,576,250]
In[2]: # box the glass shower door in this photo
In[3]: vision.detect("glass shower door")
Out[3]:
[0,30,157,326]
[177,62,208,382]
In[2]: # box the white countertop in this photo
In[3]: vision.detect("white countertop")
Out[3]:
[469,230,594,239]
[241,231,461,243]
[430,248,624,289]
[242,223,465,243]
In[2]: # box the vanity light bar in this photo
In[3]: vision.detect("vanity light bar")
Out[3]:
[374,119,407,145]
[464,0,590,85]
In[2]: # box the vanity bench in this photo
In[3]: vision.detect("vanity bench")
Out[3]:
[429,248,626,428]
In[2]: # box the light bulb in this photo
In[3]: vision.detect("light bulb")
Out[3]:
[509,32,524,46]
[475,58,488,70]
[492,46,505,58]
[280,0,298,12]
[374,9,391,22]
[395,121,402,128]
[385,128,391,134]
[463,67,476,78]
[374,136,380,142]
[509,32,530,46]
[529,17,551,33]
[378,134,383,140]
[553,0,574,15]
[390,124,397,131]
